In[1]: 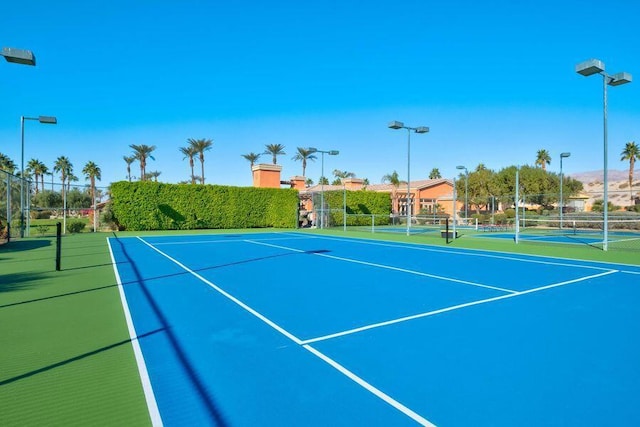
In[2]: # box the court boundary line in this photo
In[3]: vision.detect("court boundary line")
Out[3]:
[300,269,618,345]
[133,236,435,426]
[286,233,624,272]
[107,239,163,427]
[247,239,518,294]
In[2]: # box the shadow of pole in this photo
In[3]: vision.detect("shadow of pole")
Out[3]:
[112,235,229,426]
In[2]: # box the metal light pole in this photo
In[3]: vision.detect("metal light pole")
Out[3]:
[388,121,429,236]
[576,59,632,251]
[456,165,468,222]
[559,152,571,229]
[308,147,339,229]
[20,115,57,237]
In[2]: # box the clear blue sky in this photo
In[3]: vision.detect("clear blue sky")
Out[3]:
[2,0,638,190]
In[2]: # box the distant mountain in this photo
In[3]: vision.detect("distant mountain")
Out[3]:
[568,169,636,183]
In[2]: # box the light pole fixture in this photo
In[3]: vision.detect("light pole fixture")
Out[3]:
[576,58,632,251]
[308,147,339,229]
[559,152,571,229]
[456,165,468,221]
[388,121,429,236]
[2,47,36,66]
[20,115,58,237]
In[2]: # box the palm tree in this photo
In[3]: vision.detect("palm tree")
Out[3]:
[382,170,406,215]
[67,173,79,194]
[188,138,213,184]
[535,149,551,171]
[146,171,161,182]
[241,152,261,170]
[291,147,317,176]
[620,141,639,201]
[429,168,442,179]
[129,144,156,181]
[35,161,48,193]
[82,161,102,221]
[53,156,73,204]
[264,143,286,165]
[26,159,42,194]
[179,146,197,184]
[0,153,17,173]
[123,155,135,182]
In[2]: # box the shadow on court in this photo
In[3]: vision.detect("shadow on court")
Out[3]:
[111,235,231,427]
[0,328,164,386]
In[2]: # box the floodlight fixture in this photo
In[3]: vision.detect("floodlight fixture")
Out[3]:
[38,116,57,124]
[307,147,317,153]
[609,72,632,86]
[2,47,36,66]
[560,152,571,158]
[328,150,339,155]
[575,59,604,76]
[388,121,404,130]
[415,126,429,134]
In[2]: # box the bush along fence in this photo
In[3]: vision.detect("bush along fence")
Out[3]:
[110,181,300,231]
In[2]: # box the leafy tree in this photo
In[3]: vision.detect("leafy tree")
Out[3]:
[318,176,329,185]
[264,143,286,165]
[620,141,639,201]
[382,170,406,214]
[32,190,63,209]
[188,138,213,184]
[305,178,314,186]
[179,146,197,184]
[241,152,261,170]
[129,144,156,181]
[591,199,618,212]
[429,168,442,179]
[123,155,135,182]
[291,147,317,176]
[535,149,551,171]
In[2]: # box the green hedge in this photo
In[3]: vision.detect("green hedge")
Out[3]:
[110,181,299,231]
[321,190,391,226]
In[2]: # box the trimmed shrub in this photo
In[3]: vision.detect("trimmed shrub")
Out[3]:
[66,220,86,234]
[110,181,299,231]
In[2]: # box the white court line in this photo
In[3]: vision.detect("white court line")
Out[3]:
[136,237,302,345]
[107,238,163,427]
[133,237,436,426]
[294,233,617,272]
[247,239,517,294]
[300,269,619,345]
[303,345,435,427]
[153,235,310,246]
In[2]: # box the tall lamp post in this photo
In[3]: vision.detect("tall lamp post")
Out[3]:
[559,152,571,229]
[576,59,632,251]
[20,116,57,237]
[456,165,468,222]
[388,121,429,236]
[308,147,339,229]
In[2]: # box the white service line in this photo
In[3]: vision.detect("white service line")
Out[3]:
[300,269,619,345]
[107,238,163,427]
[134,236,437,426]
[246,239,517,294]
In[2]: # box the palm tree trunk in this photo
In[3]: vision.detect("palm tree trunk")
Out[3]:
[200,156,205,184]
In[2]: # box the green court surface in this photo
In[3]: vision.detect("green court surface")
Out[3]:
[1,229,638,426]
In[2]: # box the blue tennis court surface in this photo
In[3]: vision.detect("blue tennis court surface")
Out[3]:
[108,232,640,426]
